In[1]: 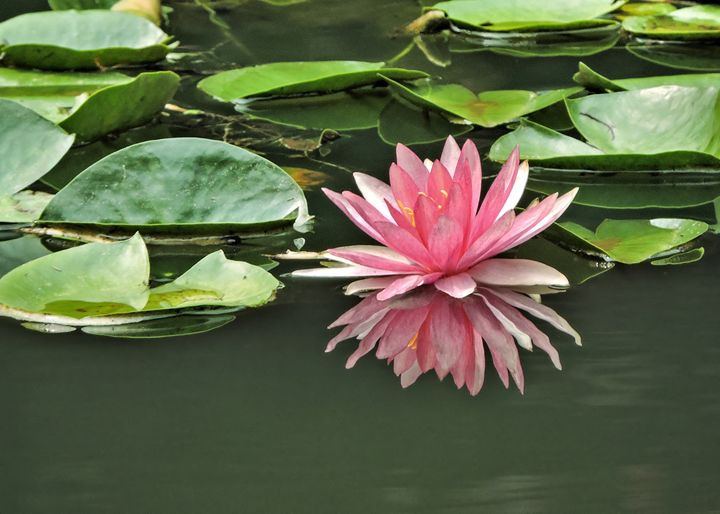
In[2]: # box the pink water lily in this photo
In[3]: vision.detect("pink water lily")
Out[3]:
[293,137,578,300]
[328,285,581,395]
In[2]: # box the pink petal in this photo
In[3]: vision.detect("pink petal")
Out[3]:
[376,272,442,301]
[344,277,397,296]
[392,347,417,376]
[427,215,464,270]
[427,295,471,376]
[412,193,440,245]
[414,317,436,372]
[457,210,515,270]
[433,272,477,298]
[323,188,385,243]
[291,264,409,278]
[457,139,483,214]
[326,308,390,352]
[467,331,486,395]
[346,311,397,368]
[475,146,521,233]
[389,163,421,216]
[468,259,569,289]
[328,245,421,273]
[376,307,430,359]
[372,221,435,270]
[400,361,423,388]
[440,135,462,174]
[328,293,385,328]
[353,172,395,220]
[477,292,532,351]
[396,143,430,189]
[427,160,453,209]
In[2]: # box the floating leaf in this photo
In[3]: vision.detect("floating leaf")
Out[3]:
[0,10,173,69]
[384,76,580,128]
[0,100,74,196]
[377,100,472,145]
[651,247,704,266]
[40,138,310,233]
[623,5,720,40]
[572,61,720,92]
[548,218,708,264]
[240,90,390,130]
[198,61,427,102]
[0,192,54,223]
[626,41,720,72]
[431,0,626,31]
[565,86,720,158]
[616,3,676,18]
[80,314,236,338]
[0,233,150,316]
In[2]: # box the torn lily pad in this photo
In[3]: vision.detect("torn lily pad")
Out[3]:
[623,5,720,40]
[430,0,626,32]
[384,76,580,128]
[0,100,74,196]
[197,61,428,102]
[0,10,174,69]
[0,68,179,142]
[547,218,708,264]
[39,138,311,235]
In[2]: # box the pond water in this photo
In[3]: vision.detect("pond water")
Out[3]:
[2,1,720,512]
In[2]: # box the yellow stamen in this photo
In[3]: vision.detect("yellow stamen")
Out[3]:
[407,333,418,350]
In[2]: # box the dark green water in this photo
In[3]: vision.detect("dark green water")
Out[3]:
[2,1,720,512]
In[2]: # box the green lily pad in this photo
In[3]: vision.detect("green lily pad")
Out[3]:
[548,218,708,264]
[431,0,627,32]
[525,171,720,209]
[0,192,54,223]
[566,86,720,158]
[384,76,580,128]
[0,233,150,315]
[0,234,281,322]
[377,100,473,145]
[239,90,391,131]
[573,62,720,92]
[197,61,428,102]
[650,247,704,266]
[80,314,237,338]
[0,100,75,196]
[40,138,311,233]
[0,10,173,70]
[616,3,676,18]
[0,68,179,142]
[623,5,720,40]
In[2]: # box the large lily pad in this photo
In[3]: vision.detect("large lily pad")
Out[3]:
[40,138,311,233]
[566,86,720,158]
[0,100,74,196]
[0,69,179,142]
[549,218,708,264]
[573,62,720,92]
[431,0,626,32]
[0,10,173,70]
[622,5,720,40]
[197,61,428,102]
[384,76,580,128]
[0,234,281,322]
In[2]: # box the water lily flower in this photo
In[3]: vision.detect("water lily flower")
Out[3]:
[328,285,581,395]
[292,137,578,300]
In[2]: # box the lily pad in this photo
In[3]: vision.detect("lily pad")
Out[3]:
[622,5,720,40]
[377,100,473,145]
[384,76,580,128]
[431,0,627,32]
[0,192,54,223]
[197,61,428,102]
[239,90,391,131]
[40,138,311,233]
[548,218,708,264]
[0,68,179,142]
[0,10,173,70]
[566,86,720,158]
[0,100,74,196]
[0,234,281,322]
[572,62,720,92]
[80,314,237,338]
[650,247,704,266]
[626,41,720,72]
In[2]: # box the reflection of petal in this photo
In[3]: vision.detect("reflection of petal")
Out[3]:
[327,284,580,396]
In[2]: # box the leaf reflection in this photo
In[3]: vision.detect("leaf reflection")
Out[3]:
[328,285,580,396]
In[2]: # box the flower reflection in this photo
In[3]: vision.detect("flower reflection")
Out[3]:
[328,286,580,395]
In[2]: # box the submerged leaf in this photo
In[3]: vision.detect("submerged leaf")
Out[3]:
[0,10,173,69]
[80,314,236,338]
[40,138,310,233]
[377,100,472,145]
[0,191,54,223]
[198,61,428,101]
[651,247,704,266]
[0,100,74,196]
